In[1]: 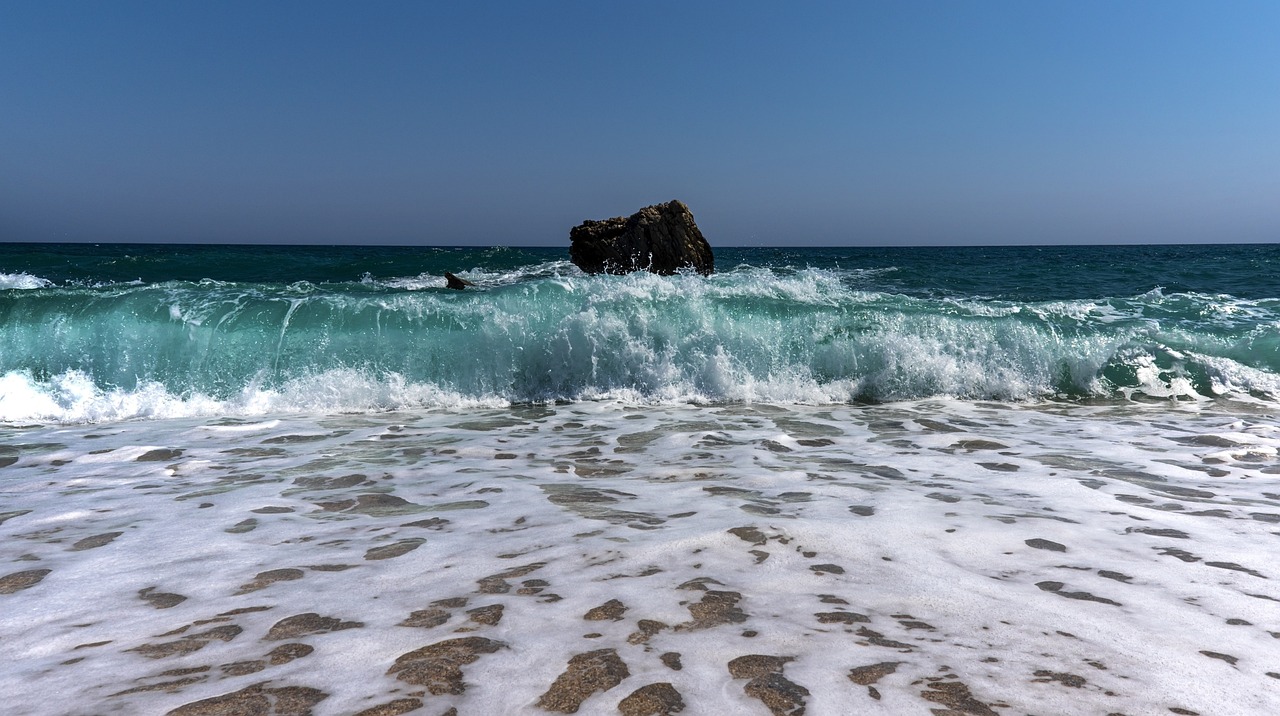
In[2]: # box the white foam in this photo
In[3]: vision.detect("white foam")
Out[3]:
[0,369,509,425]
[0,271,52,289]
[1,400,1277,714]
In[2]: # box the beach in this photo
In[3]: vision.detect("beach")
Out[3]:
[3,399,1278,715]
[8,1,1280,711]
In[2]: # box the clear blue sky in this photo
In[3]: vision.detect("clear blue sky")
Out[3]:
[3,1,1278,246]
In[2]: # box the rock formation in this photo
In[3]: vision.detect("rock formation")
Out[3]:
[444,272,474,290]
[569,200,713,276]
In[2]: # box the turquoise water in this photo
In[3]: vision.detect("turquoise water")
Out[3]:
[1,243,1278,421]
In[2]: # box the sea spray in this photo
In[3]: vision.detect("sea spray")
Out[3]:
[3,249,1278,422]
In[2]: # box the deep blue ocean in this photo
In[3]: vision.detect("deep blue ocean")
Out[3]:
[1,243,1277,422]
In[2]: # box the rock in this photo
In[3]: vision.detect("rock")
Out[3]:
[129,625,243,659]
[264,613,363,641]
[363,538,425,561]
[0,568,52,595]
[618,682,685,715]
[139,586,188,609]
[538,648,630,713]
[70,531,123,551]
[919,680,997,715]
[675,590,747,631]
[352,698,424,716]
[569,200,713,276]
[584,599,627,621]
[848,662,897,682]
[165,683,327,716]
[267,643,314,665]
[444,272,474,290]
[848,661,900,699]
[400,607,452,629]
[466,604,504,626]
[387,636,506,695]
[626,620,668,645]
[727,655,808,716]
[236,568,305,594]
[744,672,809,716]
[728,655,794,680]
[220,660,266,676]
[815,612,869,625]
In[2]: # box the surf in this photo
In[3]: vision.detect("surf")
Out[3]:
[2,260,1277,423]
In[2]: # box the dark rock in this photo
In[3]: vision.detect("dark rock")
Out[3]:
[0,568,52,595]
[744,672,809,716]
[727,655,807,716]
[855,627,914,651]
[165,683,327,716]
[264,613,363,641]
[538,648,630,712]
[477,562,545,594]
[627,620,668,645]
[618,682,685,715]
[137,448,183,462]
[1035,581,1122,606]
[848,661,900,686]
[444,272,474,290]
[1205,561,1266,578]
[139,586,188,609]
[70,531,123,551]
[387,636,506,694]
[364,538,425,561]
[352,698,424,716]
[1025,538,1067,552]
[569,200,713,276]
[220,660,266,676]
[584,599,627,621]
[728,526,768,545]
[111,676,210,697]
[347,493,421,516]
[919,680,997,715]
[1199,650,1239,665]
[728,655,794,679]
[816,611,870,625]
[400,607,452,629]
[129,625,243,659]
[466,604,504,626]
[0,510,31,526]
[1032,670,1086,687]
[267,643,314,665]
[236,568,305,594]
[676,590,747,630]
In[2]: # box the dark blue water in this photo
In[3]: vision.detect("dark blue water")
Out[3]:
[4,243,1277,300]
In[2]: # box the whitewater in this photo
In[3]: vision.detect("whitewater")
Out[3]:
[1,245,1278,422]
[1,243,1278,715]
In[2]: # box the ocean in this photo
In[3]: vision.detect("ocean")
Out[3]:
[1,243,1278,714]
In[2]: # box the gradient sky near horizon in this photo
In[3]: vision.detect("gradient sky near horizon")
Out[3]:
[3,1,1279,246]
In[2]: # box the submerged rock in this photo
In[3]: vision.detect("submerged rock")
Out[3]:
[387,636,506,695]
[165,684,327,716]
[569,200,713,276]
[537,648,630,712]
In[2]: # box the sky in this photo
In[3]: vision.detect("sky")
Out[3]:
[2,1,1279,246]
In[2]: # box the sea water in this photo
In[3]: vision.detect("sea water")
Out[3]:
[0,243,1277,715]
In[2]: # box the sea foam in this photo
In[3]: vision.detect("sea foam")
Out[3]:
[1,401,1277,714]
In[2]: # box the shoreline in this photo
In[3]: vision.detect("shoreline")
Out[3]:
[1,401,1277,714]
